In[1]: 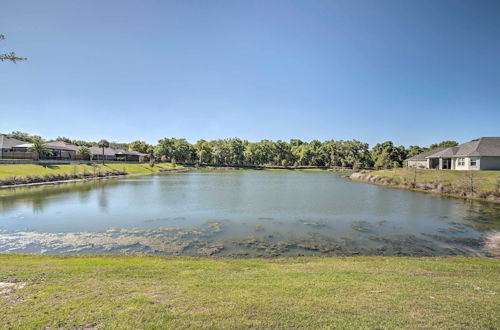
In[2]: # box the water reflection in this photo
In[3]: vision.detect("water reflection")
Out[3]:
[0,171,499,256]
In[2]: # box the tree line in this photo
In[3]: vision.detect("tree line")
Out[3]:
[2,131,459,169]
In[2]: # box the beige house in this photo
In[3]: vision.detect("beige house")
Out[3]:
[406,137,500,170]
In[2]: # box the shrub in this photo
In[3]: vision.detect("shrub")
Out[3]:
[0,169,128,186]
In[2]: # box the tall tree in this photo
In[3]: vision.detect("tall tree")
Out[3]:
[129,140,151,154]
[6,131,42,143]
[429,140,458,150]
[194,140,213,164]
[98,139,110,164]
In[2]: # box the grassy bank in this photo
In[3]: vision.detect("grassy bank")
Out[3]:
[371,168,500,192]
[0,163,178,180]
[0,255,498,328]
[352,168,500,202]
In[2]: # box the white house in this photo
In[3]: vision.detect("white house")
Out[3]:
[406,137,500,170]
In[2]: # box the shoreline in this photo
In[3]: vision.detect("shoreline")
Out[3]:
[0,167,191,190]
[0,166,337,190]
[350,172,500,204]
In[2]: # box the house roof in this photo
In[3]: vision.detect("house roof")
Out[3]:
[13,143,34,148]
[45,141,79,151]
[427,137,500,158]
[116,150,148,156]
[406,148,446,161]
[89,146,119,156]
[14,142,76,151]
[0,135,29,149]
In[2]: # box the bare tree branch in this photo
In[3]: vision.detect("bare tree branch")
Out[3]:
[1,34,28,63]
[0,52,28,63]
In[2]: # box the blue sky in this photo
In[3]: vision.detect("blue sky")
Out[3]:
[1,0,499,147]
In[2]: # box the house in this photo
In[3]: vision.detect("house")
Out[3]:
[0,135,30,159]
[406,137,500,170]
[115,150,148,161]
[12,142,77,160]
[1,135,148,162]
[406,148,446,169]
[90,146,118,161]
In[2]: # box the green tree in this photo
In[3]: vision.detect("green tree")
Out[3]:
[29,139,51,160]
[406,145,427,158]
[76,146,92,160]
[228,138,246,165]
[98,139,110,164]
[171,139,196,163]
[155,138,175,161]
[129,140,151,154]
[194,140,213,164]
[429,140,458,150]
[6,131,42,143]
[371,141,407,169]
[0,34,27,63]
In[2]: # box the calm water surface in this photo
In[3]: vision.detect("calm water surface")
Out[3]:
[0,171,499,256]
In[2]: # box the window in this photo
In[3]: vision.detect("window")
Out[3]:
[458,158,465,166]
[470,157,478,166]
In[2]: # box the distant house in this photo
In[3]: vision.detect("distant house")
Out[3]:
[115,150,148,161]
[1,135,148,162]
[0,135,30,159]
[89,147,148,162]
[12,141,77,160]
[406,137,500,170]
[406,148,446,169]
[90,146,118,161]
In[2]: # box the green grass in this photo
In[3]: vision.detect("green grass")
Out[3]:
[0,255,498,328]
[0,163,178,179]
[370,168,500,193]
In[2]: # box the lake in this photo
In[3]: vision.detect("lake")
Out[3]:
[0,170,499,256]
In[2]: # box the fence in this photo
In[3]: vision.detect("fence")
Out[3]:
[1,151,35,160]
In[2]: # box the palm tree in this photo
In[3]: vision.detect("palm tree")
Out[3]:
[76,146,92,161]
[28,140,51,160]
[98,139,110,165]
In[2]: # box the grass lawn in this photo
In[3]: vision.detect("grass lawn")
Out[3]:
[0,255,498,328]
[0,163,178,179]
[370,168,500,192]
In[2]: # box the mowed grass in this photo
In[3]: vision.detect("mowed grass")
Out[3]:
[0,163,178,179]
[371,168,500,192]
[0,255,498,328]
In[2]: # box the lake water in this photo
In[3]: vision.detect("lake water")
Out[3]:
[0,170,499,256]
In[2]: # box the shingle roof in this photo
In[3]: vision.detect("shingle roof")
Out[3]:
[407,147,446,160]
[89,146,119,156]
[427,137,500,158]
[0,135,29,149]
[46,141,79,151]
[13,142,76,151]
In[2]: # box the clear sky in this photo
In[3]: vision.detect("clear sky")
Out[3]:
[1,0,499,147]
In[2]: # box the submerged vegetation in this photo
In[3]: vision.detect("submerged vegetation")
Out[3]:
[1,217,496,257]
